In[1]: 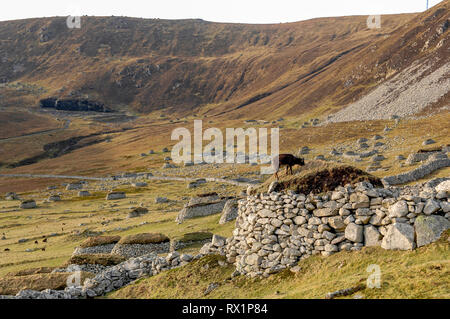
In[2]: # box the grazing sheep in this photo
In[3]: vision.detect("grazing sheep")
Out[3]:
[274,154,305,179]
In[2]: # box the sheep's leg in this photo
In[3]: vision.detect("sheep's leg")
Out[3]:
[273,167,280,180]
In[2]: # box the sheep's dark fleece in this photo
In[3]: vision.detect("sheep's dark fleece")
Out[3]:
[274,154,305,179]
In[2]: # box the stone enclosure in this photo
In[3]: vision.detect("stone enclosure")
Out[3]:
[224,180,450,277]
[176,193,229,223]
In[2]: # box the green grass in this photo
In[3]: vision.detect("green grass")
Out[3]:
[174,231,213,243]
[0,180,238,277]
[109,231,450,299]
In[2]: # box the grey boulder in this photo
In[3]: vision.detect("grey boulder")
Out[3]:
[381,223,415,250]
[414,215,450,247]
[344,223,363,243]
[219,199,238,224]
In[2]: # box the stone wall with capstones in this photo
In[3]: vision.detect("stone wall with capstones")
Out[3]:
[225,181,450,277]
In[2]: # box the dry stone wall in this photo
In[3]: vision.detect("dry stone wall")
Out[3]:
[0,252,197,299]
[110,242,170,258]
[383,154,450,185]
[225,181,450,277]
[72,243,116,256]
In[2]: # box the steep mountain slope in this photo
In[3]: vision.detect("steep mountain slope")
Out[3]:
[0,11,417,116]
[325,1,450,122]
[217,0,450,120]
[1,2,448,120]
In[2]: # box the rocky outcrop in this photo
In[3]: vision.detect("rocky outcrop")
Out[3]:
[40,98,110,113]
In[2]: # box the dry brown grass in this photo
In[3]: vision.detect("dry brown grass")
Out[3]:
[118,233,170,245]
[79,236,121,248]
[0,12,417,116]
[0,272,94,295]
[0,111,62,139]
[252,160,382,194]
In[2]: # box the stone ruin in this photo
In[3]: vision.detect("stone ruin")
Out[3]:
[175,192,229,224]
[3,175,449,298]
[66,183,83,191]
[105,191,126,200]
[170,232,213,251]
[72,236,121,256]
[0,232,200,299]
[405,145,449,165]
[20,200,37,209]
[110,233,170,258]
[383,152,450,186]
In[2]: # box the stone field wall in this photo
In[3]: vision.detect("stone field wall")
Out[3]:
[224,181,450,277]
[383,155,450,186]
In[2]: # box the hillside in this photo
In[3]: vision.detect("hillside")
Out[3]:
[1,2,449,120]
[0,11,422,117]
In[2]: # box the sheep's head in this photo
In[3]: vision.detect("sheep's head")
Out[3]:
[295,157,305,166]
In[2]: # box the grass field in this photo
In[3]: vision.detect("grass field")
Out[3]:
[0,179,239,277]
